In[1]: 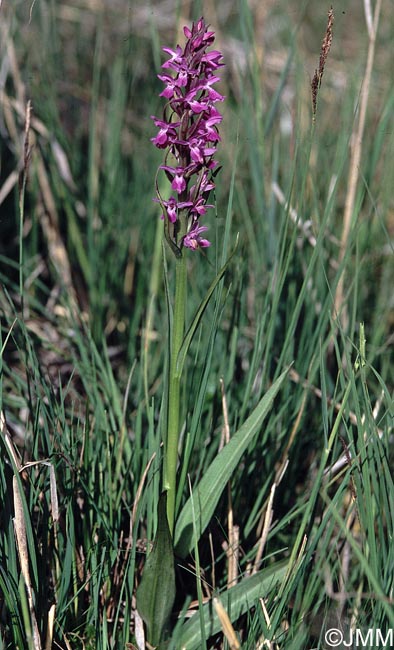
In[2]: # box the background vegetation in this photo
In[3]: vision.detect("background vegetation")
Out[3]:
[1,0,393,648]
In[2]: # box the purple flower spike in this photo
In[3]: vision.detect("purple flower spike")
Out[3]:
[151,17,224,253]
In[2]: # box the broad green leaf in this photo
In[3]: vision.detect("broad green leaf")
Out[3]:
[179,561,288,650]
[136,492,176,646]
[174,368,289,557]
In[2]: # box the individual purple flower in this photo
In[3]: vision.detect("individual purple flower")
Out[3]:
[156,196,178,223]
[183,223,211,250]
[189,76,224,102]
[189,196,214,219]
[201,108,222,141]
[160,165,190,193]
[151,17,224,253]
[157,75,180,99]
[187,138,216,164]
[161,45,184,70]
[151,117,179,147]
[153,196,193,223]
[201,50,225,70]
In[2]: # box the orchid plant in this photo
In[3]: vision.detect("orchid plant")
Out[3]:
[151,17,224,535]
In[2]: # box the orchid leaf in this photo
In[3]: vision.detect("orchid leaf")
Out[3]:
[179,560,288,649]
[136,492,175,646]
[174,367,289,557]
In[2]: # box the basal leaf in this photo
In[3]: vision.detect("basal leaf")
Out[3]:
[136,492,176,646]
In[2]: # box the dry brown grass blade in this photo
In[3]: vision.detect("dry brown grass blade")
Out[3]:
[257,598,275,650]
[44,604,56,650]
[253,483,276,575]
[1,410,22,471]
[1,412,43,650]
[219,378,239,589]
[12,475,42,649]
[134,607,145,650]
[1,414,62,649]
[0,19,26,105]
[34,153,79,317]
[333,0,382,329]
[0,169,19,206]
[213,597,241,650]
[251,387,304,572]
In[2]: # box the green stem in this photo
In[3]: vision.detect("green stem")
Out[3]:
[165,250,187,536]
